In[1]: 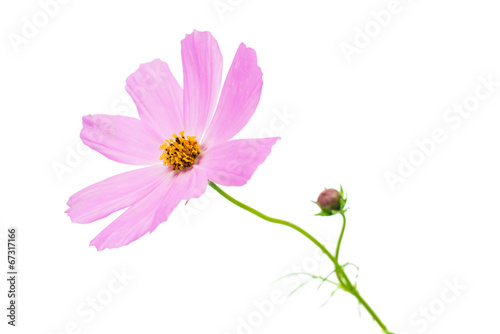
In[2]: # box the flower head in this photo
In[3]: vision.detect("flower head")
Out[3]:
[66,30,279,250]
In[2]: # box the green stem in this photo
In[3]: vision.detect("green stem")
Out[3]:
[333,211,350,296]
[209,182,336,264]
[353,290,393,334]
[335,212,347,260]
[209,182,392,334]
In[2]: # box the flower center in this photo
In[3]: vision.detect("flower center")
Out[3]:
[159,131,201,171]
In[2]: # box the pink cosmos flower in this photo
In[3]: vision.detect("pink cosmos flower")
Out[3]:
[66,30,279,251]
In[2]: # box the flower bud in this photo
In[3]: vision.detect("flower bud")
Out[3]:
[317,188,341,211]
[315,187,346,216]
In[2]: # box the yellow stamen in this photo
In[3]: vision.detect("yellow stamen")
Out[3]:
[159,131,200,171]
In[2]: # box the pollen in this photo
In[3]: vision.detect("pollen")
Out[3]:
[159,131,201,171]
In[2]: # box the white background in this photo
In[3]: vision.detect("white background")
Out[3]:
[1,0,500,333]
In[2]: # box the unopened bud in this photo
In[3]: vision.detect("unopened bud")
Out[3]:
[317,189,341,211]
[315,186,346,216]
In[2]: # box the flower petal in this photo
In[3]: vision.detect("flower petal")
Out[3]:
[202,43,263,147]
[198,137,279,186]
[81,114,164,165]
[125,59,183,138]
[181,30,223,139]
[66,165,167,224]
[90,166,208,251]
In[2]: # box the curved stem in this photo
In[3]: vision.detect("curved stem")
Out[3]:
[208,182,336,264]
[209,182,393,334]
[335,212,347,260]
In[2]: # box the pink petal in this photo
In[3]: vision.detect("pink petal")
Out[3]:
[66,165,167,224]
[202,43,263,147]
[125,59,183,138]
[181,30,223,139]
[90,166,208,251]
[198,137,279,186]
[81,114,164,165]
